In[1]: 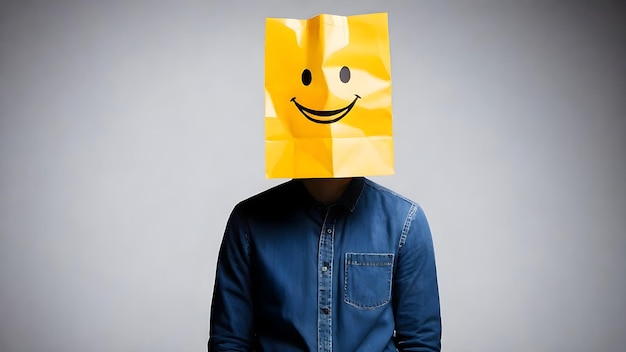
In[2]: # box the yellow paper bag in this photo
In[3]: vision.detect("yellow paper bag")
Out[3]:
[265,12,394,178]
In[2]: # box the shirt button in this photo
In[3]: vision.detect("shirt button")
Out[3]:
[321,266,328,272]
[320,307,329,314]
[326,229,332,234]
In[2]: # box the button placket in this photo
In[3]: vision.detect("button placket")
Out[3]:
[317,209,336,352]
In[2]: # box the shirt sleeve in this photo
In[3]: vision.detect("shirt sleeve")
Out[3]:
[208,206,255,351]
[392,204,442,352]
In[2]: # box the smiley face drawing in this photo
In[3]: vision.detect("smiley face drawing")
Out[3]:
[291,66,360,124]
[265,13,394,178]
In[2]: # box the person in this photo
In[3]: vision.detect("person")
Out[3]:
[208,177,441,351]
[209,12,441,351]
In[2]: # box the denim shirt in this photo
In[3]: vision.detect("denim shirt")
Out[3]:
[209,178,441,351]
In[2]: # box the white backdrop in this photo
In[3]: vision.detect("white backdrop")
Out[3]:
[1,1,624,351]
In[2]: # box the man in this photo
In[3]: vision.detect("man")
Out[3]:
[209,13,441,351]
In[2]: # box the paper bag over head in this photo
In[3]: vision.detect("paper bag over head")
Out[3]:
[265,12,394,178]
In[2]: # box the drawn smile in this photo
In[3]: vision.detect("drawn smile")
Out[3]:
[290,95,361,124]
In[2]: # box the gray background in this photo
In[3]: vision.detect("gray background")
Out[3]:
[1,0,624,351]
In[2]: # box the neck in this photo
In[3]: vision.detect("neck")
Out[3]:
[301,178,352,205]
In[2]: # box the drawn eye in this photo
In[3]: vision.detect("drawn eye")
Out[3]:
[340,66,350,83]
[302,69,312,86]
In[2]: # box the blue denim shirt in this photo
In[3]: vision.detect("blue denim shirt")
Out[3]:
[209,178,441,351]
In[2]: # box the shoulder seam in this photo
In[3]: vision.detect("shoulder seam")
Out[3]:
[398,203,418,257]
[231,204,252,261]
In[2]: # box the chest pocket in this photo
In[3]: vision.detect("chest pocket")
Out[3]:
[344,253,394,309]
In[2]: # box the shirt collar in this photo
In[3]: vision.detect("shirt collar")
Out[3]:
[337,177,365,212]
